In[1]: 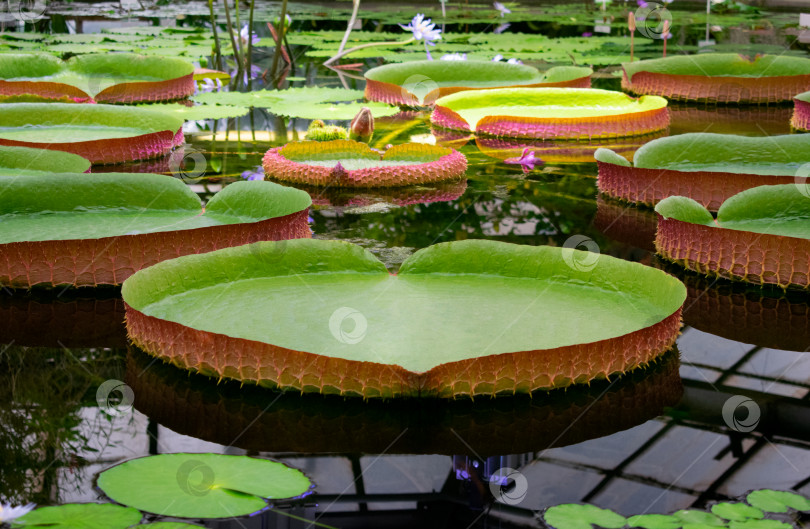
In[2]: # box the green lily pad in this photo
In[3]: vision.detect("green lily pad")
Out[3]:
[122,238,685,398]
[544,504,627,529]
[0,103,184,164]
[746,489,810,513]
[0,145,90,175]
[0,52,194,101]
[432,88,668,139]
[132,522,203,529]
[364,60,592,105]
[728,521,793,529]
[609,133,810,176]
[12,503,142,529]
[97,453,312,518]
[595,133,810,211]
[657,185,810,240]
[622,54,810,103]
[711,502,764,521]
[0,172,310,243]
[0,172,311,288]
[673,509,725,525]
[627,514,681,529]
[141,103,250,121]
[193,86,398,120]
[624,53,810,80]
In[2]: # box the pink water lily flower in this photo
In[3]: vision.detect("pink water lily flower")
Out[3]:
[504,148,543,173]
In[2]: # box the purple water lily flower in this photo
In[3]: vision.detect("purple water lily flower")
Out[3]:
[637,0,648,7]
[582,31,593,37]
[238,24,260,51]
[493,1,511,17]
[241,167,264,181]
[494,23,511,34]
[504,147,543,173]
[401,13,442,60]
[441,53,467,61]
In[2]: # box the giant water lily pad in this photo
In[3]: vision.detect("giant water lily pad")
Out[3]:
[655,184,810,290]
[122,239,686,398]
[622,54,810,104]
[364,60,592,106]
[793,91,810,131]
[431,88,669,140]
[262,139,467,188]
[97,453,312,518]
[0,173,312,288]
[12,503,142,529]
[0,53,195,103]
[0,103,184,164]
[477,134,661,165]
[596,133,810,211]
[0,145,90,175]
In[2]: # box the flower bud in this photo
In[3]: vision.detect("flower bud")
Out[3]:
[349,107,374,143]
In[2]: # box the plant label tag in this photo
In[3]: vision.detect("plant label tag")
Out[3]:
[698,39,716,47]
[801,13,810,27]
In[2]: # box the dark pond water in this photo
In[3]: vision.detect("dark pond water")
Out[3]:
[2,2,810,527]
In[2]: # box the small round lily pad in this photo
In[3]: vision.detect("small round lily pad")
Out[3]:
[97,453,312,519]
[12,503,142,529]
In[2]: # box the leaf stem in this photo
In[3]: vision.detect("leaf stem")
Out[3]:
[323,37,416,66]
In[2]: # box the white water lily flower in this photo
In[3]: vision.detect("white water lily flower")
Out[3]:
[492,54,504,61]
[441,53,467,61]
[0,502,36,523]
[493,1,511,16]
[507,57,523,64]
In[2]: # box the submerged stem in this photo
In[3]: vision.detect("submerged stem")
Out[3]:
[323,37,416,66]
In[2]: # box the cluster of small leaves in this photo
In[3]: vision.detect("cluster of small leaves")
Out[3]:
[542,490,810,529]
[192,86,400,120]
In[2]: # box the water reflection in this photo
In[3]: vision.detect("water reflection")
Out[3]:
[126,347,682,457]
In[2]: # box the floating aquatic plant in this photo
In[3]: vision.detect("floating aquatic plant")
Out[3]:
[0,145,90,175]
[542,489,808,529]
[622,53,810,103]
[364,60,592,106]
[655,185,810,290]
[192,85,399,120]
[596,133,810,211]
[792,90,810,131]
[0,103,184,164]
[304,120,348,141]
[262,139,466,187]
[0,53,195,103]
[0,173,312,288]
[12,503,141,529]
[121,239,685,398]
[432,88,669,139]
[97,453,312,519]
